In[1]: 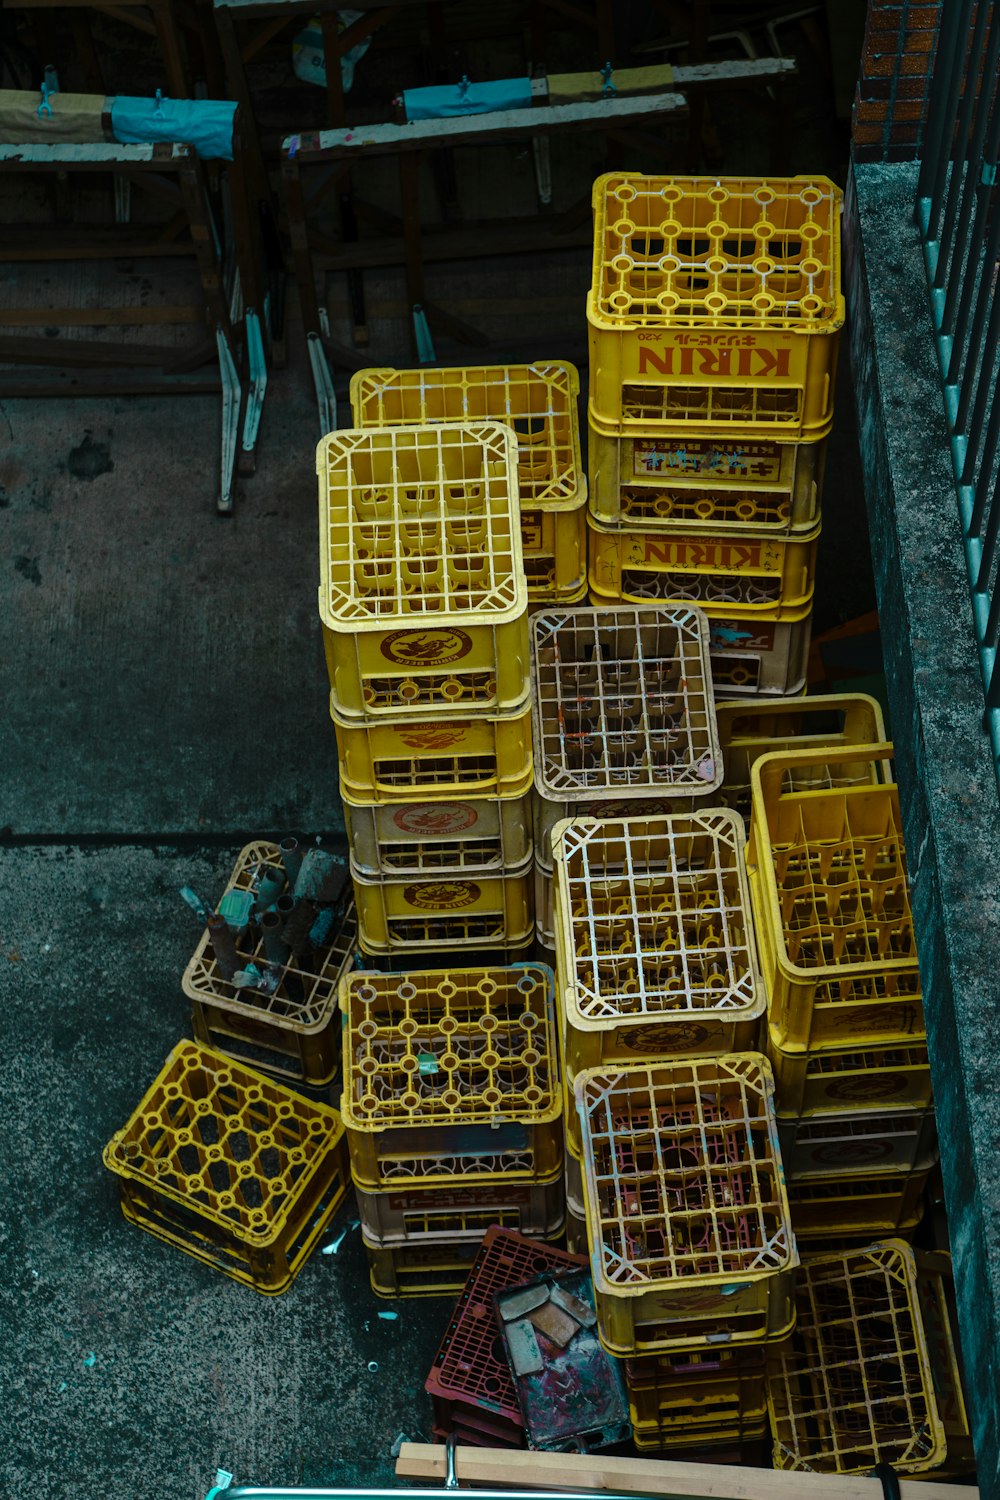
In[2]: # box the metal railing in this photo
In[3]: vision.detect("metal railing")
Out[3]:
[915,0,1000,775]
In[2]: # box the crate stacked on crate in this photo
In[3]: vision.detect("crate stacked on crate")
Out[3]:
[349,363,588,607]
[317,421,535,960]
[584,173,844,697]
[551,808,765,1260]
[339,964,564,1297]
[766,1241,973,1476]
[529,603,723,972]
[745,742,935,1249]
[572,1053,797,1456]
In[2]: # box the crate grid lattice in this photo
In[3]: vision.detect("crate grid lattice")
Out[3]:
[576,1056,794,1289]
[555,814,760,1023]
[318,423,523,624]
[531,606,721,797]
[767,1242,945,1474]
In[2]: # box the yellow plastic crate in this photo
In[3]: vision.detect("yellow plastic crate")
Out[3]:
[587,174,843,439]
[318,423,528,717]
[351,853,534,953]
[574,1055,797,1355]
[566,1193,588,1257]
[707,612,812,697]
[747,744,924,1051]
[344,792,531,878]
[915,1251,977,1478]
[767,1241,946,1474]
[364,1229,485,1298]
[340,964,563,1189]
[530,605,722,813]
[766,1035,932,1116]
[103,1041,350,1294]
[553,813,766,1071]
[334,696,532,803]
[788,1167,928,1240]
[349,362,585,509]
[520,500,588,599]
[628,1368,769,1440]
[776,1106,937,1178]
[181,841,356,1088]
[355,1174,564,1244]
[716,693,887,821]
[587,513,820,615]
[534,852,555,951]
[588,427,824,534]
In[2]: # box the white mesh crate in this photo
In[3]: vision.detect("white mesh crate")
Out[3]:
[574,1055,797,1356]
[530,605,722,848]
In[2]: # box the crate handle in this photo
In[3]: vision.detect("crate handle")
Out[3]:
[750,738,895,810]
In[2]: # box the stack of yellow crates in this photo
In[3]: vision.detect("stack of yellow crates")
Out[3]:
[584,172,843,698]
[338,962,565,1297]
[745,741,935,1250]
[553,811,791,1457]
[349,363,588,608]
[317,420,535,960]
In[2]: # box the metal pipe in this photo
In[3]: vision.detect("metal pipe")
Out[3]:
[959,277,1000,479]
[917,0,966,203]
[941,11,1000,330]
[206,910,239,980]
[933,0,992,293]
[279,836,303,885]
[260,909,290,966]
[253,866,286,914]
[923,0,974,238]
[281,896,318,952]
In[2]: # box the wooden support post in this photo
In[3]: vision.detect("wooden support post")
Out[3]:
[281,151,323,340]
[149,0,192,97]
[398,147,425,357]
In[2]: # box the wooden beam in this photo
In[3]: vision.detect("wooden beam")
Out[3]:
[283,91,688,160]
[0,307,203,326]
[394,1444,979,1500]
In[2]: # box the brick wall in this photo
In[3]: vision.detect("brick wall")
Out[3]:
[852,0,943,160]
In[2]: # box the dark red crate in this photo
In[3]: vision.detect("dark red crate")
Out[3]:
[425,1226,586,1438]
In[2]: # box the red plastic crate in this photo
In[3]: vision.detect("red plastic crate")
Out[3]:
[425,1226,586,1444]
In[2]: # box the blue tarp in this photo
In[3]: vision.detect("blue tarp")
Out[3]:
[402,77,533,121]
[111,97,237,160]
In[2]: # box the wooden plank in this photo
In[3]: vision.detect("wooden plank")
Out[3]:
[0,334,204,367]
[0,143,188,165]
[311,217,593,272]
[395,1444,979,1500]
[283,91,688,160]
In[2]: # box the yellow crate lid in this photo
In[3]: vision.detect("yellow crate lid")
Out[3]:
[589,173,845,332]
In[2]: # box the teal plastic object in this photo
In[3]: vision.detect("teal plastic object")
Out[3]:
[111,94,237,159]
[402,76,532,121]
[218,889,254,930]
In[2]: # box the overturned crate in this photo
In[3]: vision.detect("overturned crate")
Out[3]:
[103,1041,350,1294]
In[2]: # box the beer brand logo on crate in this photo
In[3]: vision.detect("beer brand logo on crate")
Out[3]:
[635,336,793,381]
[632,536,773,572]
[398,724,472,750]
[811,1140,895,1166]
[403,881,481,910]
[633,438,781,482]
[824,1073,909,1104]
[392,803,479,835]
[380,628,473,667]
[621,1022,711,1053]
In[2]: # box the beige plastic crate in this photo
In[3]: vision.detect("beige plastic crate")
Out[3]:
[351,853,534,953]
[776,1107,937,1178]
[355,1174,564,1244]
[344,793,532,878]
